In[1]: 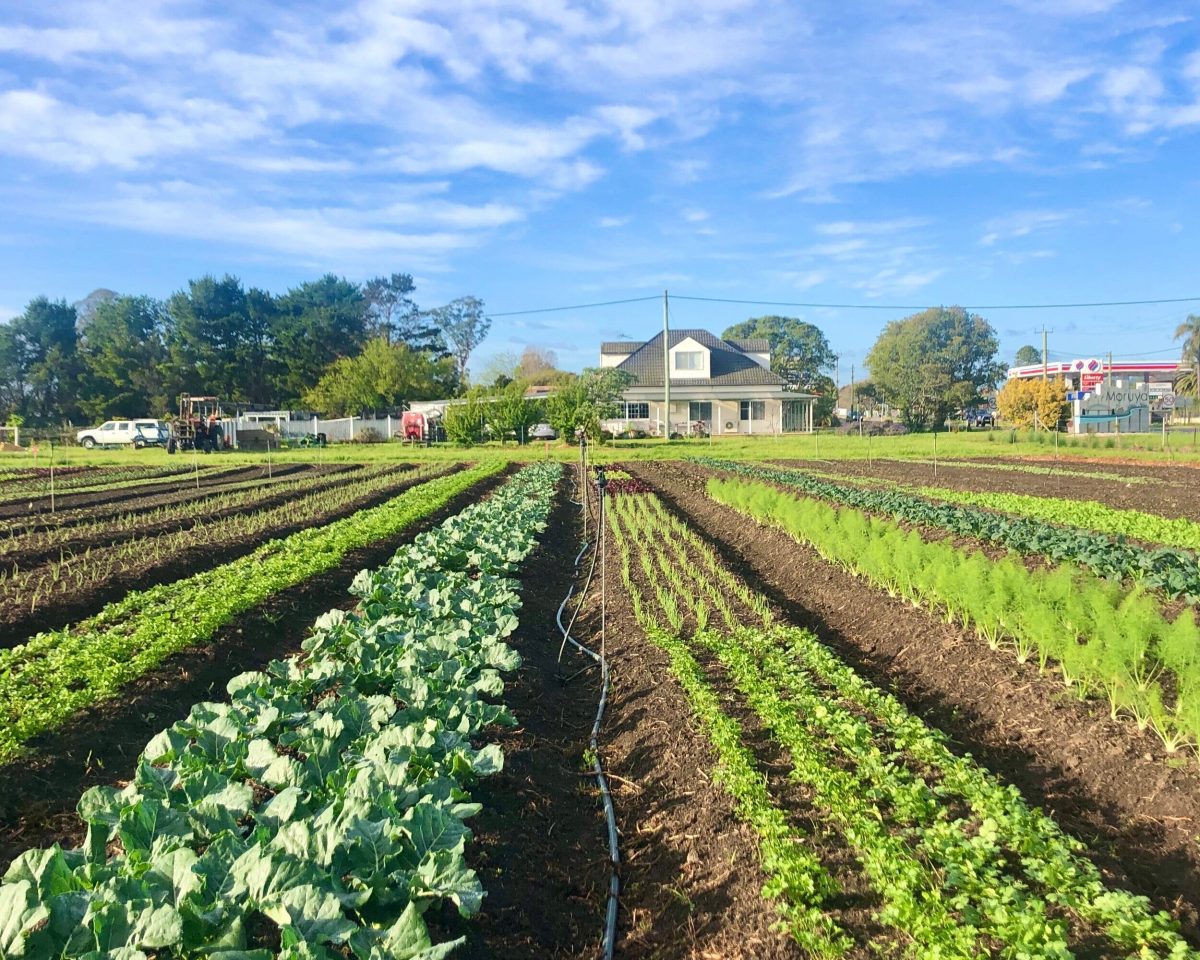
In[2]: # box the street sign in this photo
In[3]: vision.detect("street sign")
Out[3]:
[1162,393,1177,409]
[1149,382,1174,396]
[1081,373,1104,389]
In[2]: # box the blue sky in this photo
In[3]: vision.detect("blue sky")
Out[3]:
[2,0,1200,379]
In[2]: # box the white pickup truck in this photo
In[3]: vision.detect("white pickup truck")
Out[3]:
[76,419,169,450]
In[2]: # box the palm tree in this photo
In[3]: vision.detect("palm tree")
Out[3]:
[1175,314,1200,400]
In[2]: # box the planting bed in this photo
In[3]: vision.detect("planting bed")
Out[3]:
[632,460,1200,943]
[0,463,564,960]
[0,462,312,519]
[3,448,1200,959]
[0,462,450,646]
[779,457,1200,525]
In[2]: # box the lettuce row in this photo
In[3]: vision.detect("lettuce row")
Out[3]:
[0,462,562,960]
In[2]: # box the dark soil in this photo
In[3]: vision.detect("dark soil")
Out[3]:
[437,477,607,959]
[631,460,1200,942]
[0,462,318,520]
[439,469,804,958]
[0,465,459,648]
[0,464,413,571]
[0,466,511,872]
[776,457,1200,524]
[0,463,355,537]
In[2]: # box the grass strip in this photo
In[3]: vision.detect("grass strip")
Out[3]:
[0,461,504,764]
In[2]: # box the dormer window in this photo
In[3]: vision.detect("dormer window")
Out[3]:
[674,351,703,371]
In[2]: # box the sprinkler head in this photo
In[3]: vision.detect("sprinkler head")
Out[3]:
[595,467,608,490]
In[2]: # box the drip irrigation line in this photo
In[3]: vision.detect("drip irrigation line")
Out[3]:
[554,463,620,960]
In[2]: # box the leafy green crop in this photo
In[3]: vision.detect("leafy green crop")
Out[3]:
[706,474,1200,758]
[697,457,1200,603]
[909,484,1200,551]
[611,486,1197,959]
[0,462,506,763]
[0,462,562,960]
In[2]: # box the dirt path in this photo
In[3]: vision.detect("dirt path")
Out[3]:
[631,460,1200,940]
[0,467,509,872]
[444,468,800,959]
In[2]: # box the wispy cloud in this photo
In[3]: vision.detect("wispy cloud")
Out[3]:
[980,209,1076,246]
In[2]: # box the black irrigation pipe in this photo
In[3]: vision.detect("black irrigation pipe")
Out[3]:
[555,457,620,960]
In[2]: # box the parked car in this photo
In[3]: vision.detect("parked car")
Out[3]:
[964,408,996,428]
[77,419,169,449]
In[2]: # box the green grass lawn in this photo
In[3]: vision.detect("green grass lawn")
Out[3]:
[8,425,1200,469]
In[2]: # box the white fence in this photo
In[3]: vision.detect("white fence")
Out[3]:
[234,415,398,444]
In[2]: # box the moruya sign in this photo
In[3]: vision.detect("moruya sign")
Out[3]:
[1082,387,1149,412]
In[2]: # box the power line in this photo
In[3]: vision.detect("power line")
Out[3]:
[672,294,1200,311]
[486,295,659,318]
[486,291,1200,318]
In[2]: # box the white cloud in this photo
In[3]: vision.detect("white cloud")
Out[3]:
[71,181,508,271]
[682,208,710,223]
[815,218,928,237]
[599,216,630,228]
[980,209,1076,246]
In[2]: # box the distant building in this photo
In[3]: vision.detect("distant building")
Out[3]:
[600,329,816,436]
[1006,358,1189,434]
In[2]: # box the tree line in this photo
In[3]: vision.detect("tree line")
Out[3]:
[0,273,491,427]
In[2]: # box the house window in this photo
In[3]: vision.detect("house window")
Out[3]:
[674,351,703,371]
[620,402,649,419]
[739,400,766,421]
[688,401,712,422]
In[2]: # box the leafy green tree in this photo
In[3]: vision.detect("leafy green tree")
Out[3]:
[1014,344,1041,366]
[486,381,542,443]
[427,296,489,380]
[442,388,488,444]
[272,275,370,404]
[722,316,835,388]
[1174,314,1200,398]
[811,374,837,425]
[78,296,169,421]
[0,297,80,424]
[303,337,455,416]
[164,275,276,405]
[545,367,631,439]
[866,306,1002,429]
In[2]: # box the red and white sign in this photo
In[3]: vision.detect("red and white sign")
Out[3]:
[1081,373,1105,389]
[1071,358,1104,375]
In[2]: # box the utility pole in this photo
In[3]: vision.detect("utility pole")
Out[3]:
[835,354,840,412]
[663,289,671,440]
[1107,350,1114,391]
[1040,325,1052,382]
[850,362,855,420]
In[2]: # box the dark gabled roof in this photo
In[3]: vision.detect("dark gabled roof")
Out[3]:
[728,338,770,353]
[616,329,788,388]
[600,341,641,355]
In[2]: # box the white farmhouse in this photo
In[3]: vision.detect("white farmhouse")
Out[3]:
[600,329,816,436]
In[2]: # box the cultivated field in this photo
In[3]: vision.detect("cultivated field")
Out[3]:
[1,442,1199,960]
